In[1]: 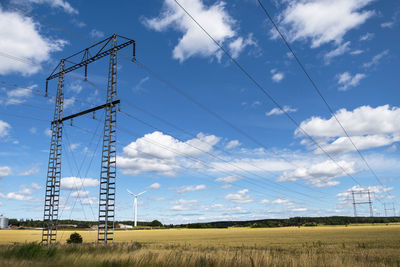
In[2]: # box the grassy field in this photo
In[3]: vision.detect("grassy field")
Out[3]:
[0,225,399,266]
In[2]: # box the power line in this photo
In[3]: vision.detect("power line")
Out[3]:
[256,0,390,198]
[172,0,374,191]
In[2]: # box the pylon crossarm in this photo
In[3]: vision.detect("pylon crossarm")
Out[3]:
[46,34,135,82]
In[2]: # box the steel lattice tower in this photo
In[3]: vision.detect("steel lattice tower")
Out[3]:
[42,34,135,245]
[42,60,65,246]
[98,37,118,243]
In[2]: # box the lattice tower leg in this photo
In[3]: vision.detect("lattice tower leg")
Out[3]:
[98,36,117,243]
[42,60,65,246]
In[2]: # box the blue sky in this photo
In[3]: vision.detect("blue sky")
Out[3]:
[0,0,399,224]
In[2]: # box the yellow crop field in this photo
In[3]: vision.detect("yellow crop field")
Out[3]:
[0,225,399,266]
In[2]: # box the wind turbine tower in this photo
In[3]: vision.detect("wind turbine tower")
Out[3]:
[127,189,146,227]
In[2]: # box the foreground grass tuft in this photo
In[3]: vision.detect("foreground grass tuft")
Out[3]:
[1,242,57,260]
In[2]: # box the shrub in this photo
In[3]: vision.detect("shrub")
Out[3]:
[67,232,83,244]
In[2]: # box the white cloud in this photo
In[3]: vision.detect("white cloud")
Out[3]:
[173,199,198,205]
[29,127,37,134]
[133,77,149,92]
[6,85,36,105]
[18,166,39,176]
[12,0,78,14]
[0,7,67,75]
[317,135,400,155]
[175,184,206,193]
[337,72,366,91]
[360,32,374,41]
[350,49,363,55]
[296,105,400,153]
[171,205,188,211]
[278,160,356,187]
[225,140,241,149]
[143,0,242,62]
[148,182,161,189]
[171,199,199,211]
[60,177,99,190]
[44,128,52,137]
[266,105,297,116]
[69,143,80,151]
[0,192,32,201]
[90,29,105,39]
[292,207,307,212]
[118,157,180,177]
[70,190,89,198]
[363,50,389,68]
[260,199,270,204]
[0,183,41,201]
[272,198,293,205]
[225,188,252,203]
[228,33,257,59]
[274,0,375,48]
[0,120,11,138]
[69,81,83,94]
[324,41,351,64]
[0,166,11,178]
[215,175,241,183]
[119,131,220,176]
[270,69,284,83]
[381,21,394,28]
[63,97,75,109]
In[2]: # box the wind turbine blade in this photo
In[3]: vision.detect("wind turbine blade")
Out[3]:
[127,189,134,195]
[137,191,147,196]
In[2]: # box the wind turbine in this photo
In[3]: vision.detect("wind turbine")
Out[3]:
[127,189,146,227]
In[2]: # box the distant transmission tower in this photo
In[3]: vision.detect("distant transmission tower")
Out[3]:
[351,189,373,217]
[383,202,396,217]
[42,34,135,246]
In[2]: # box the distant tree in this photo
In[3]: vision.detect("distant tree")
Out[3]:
[67,232,83,244]
[150,220,163,227]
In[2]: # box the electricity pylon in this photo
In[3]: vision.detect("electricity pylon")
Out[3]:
[42,34,135,245]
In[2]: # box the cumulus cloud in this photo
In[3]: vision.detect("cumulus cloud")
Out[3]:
[70,190,89,198]
[363,50,389,68]
[90,29,105,39]
[60,177,99,190]
[12,0,78,14]
[225,188,252,203]
[336,72,366,91]
[228,33,257,59]
[360,32,374,41]
[4,85,36,105]
[270,69,284,83]
[0,183,41,201]
[175,184,206,193]
[0,166,11,178]
[118,131,220,176]
[296,105,400,153]
[215,175,241,183]
[0,7,67,75]
[143,0,251,62]
[266,105,297,116]
[225,140,240,149]
[272,198,293,205]
[274,0,375,48]
[278,160,356,187]
[324,41,351,64]
[18,166,39,176]
[0,120,11,138]
[148,182,161,189]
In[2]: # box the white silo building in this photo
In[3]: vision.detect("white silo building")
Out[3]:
[0,215,9,229]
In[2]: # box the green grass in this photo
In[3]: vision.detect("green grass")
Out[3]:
[0,225,399,266]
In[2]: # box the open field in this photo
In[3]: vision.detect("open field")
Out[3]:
[1,225,400,266]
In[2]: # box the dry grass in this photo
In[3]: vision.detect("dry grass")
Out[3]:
[0,225,399,266]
